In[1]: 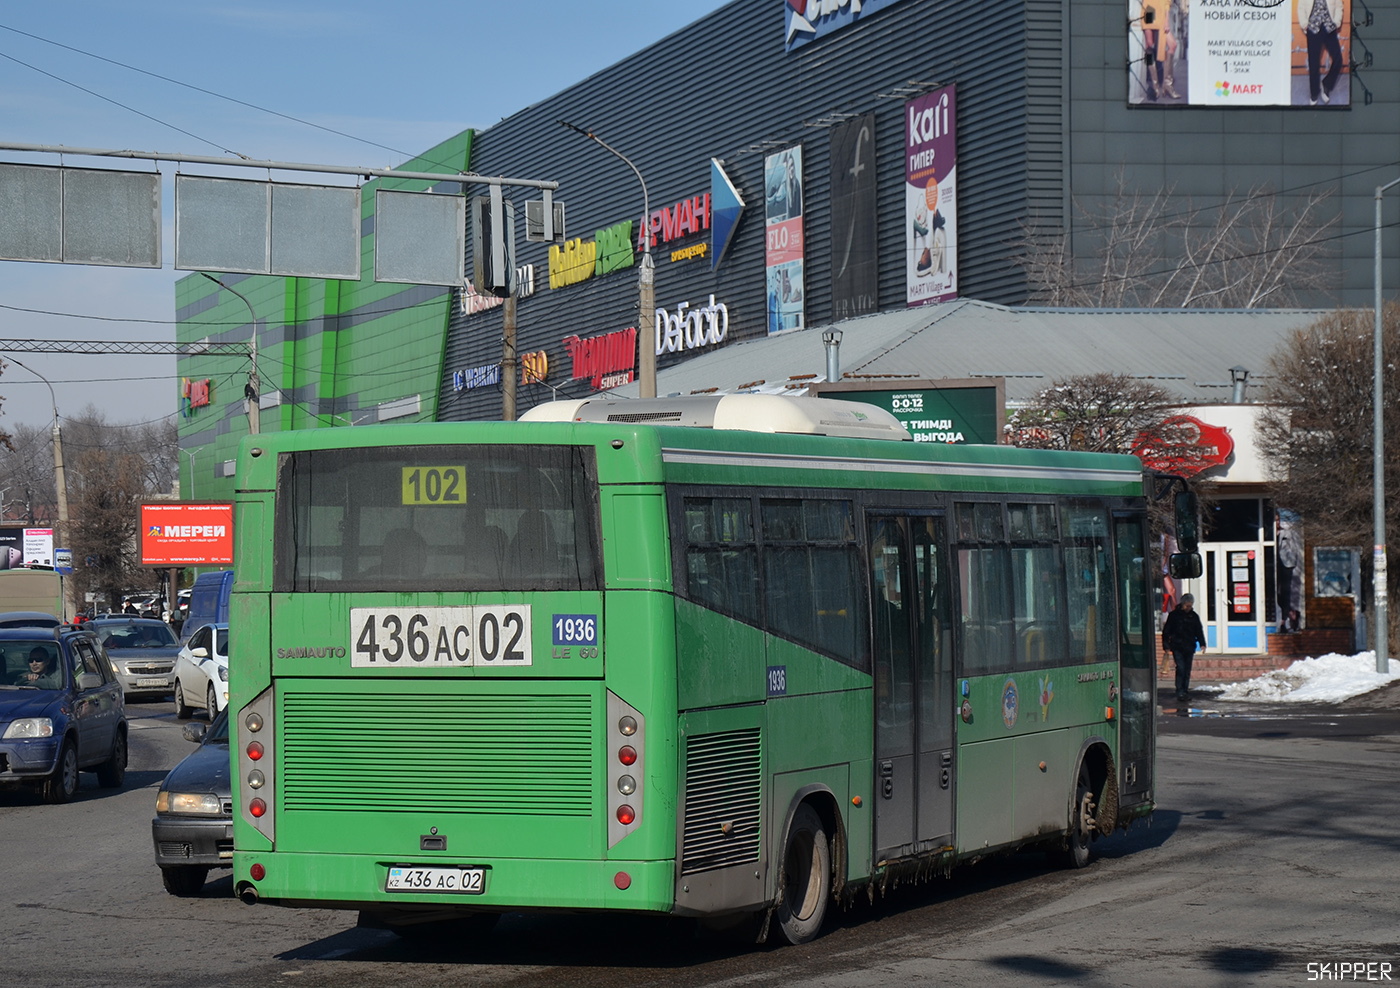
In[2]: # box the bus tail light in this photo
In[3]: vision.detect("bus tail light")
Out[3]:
[606,691,645,849]
[238,688,276,842]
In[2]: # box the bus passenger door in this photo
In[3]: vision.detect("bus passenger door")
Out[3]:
[869,514,954,860]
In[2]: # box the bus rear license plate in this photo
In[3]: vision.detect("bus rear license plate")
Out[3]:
[386,866,486,894]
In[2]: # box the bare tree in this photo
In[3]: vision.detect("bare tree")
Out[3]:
[0,404,177,606]
[1006,373,1223,542]
[1015,174,1338,309]
[1257,305,1400,647]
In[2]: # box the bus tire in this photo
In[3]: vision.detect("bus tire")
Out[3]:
[1061,765,1096,870]
[775,803,831,945]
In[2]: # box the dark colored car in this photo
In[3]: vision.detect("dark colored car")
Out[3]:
[0,626,128,802]
[152,708,232,895]
[0,611,62,629]
[87,617,181,700]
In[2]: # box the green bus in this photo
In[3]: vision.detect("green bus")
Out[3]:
[229,394,1155,944]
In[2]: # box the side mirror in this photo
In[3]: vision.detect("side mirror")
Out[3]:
[77,672,102,691]
[182,722,208,744]
[1169,552,1203,580]
[190,647,209,659]
[1174,491,1200,552]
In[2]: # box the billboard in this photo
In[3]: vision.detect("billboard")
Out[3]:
[1130,0,1351,107]
[829,114,879,321]
[764,145,806,334]
[141,503,234,566]
[0,528,54,568]
[810,378,1004,445]
[905,86,958,307]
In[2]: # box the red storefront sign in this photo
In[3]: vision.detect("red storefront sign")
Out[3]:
[1132,414,1235,476]
[563,328,637,390]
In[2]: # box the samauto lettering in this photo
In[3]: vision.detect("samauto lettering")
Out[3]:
[276,646,348,659]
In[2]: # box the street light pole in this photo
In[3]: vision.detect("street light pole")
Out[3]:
[559,121,656,398]
[5,355,70,616]
[1372,177,1400,673]
[200,273,261,435]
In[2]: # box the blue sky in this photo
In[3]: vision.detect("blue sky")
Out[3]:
[0,0,730,430]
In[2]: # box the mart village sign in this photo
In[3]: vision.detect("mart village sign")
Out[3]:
[809,378,1004,444]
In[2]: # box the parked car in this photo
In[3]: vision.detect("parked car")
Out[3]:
[173,623,229,719]
[0,611,62,629]
[0,626,127,802]
[87,617,181,700]
[152,708,231,895]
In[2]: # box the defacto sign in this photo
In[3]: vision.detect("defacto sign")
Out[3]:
[564,327,637,390]
[141,502,234,566]
[655,295,730,356]
[785,0,912,52]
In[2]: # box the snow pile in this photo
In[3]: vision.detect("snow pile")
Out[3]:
[1214,652,1400,703]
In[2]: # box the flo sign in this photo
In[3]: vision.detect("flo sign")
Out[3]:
[784,0,911,52]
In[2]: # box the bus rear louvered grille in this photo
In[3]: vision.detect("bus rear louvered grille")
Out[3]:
[281,692,593,815]
[681,728,762,875]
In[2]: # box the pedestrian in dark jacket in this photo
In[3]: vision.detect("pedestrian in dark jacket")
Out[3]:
[1163,593,1207,702]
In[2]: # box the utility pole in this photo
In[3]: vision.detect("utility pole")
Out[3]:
[559,121,656,397]
[5,356,70,617]
[502,293,518,421]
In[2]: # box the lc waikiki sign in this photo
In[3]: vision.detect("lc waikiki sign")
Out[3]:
[141,502,234,566]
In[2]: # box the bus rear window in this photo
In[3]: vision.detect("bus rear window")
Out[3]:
[274,444,601,592]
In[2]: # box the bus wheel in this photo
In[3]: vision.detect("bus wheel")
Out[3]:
[775,803,831,945]
[1061,766,1096,870]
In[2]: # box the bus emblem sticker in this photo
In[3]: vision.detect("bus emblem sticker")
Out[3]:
[1001,678,1019,728]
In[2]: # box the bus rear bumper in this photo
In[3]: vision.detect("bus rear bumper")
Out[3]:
[233,851,675,915]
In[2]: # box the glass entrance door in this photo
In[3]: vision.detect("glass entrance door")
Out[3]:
[1194,543,1264,653]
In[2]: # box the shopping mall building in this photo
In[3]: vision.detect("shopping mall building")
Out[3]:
[175,0,1395,657]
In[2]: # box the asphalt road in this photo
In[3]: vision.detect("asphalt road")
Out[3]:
[2,694,1397,988]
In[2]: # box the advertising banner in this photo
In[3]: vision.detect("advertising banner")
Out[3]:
[764,145,805,334]
[811,379,1003,445]
[141,503,234,566]
[23,529,53,567]
[0,527,54,568]
[785,0,913,52]
[905,86,957,307]
[1129,0,1351,107]
[829,113,879,321]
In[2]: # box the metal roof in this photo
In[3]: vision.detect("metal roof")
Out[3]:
[602,299,1328,406]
